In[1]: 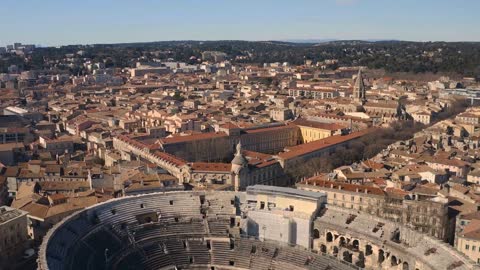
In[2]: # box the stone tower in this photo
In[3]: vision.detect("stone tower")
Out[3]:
[353,69,366,103]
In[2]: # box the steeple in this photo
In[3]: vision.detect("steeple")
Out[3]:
[353,69,366,103]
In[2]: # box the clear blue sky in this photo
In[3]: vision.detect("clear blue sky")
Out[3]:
[1,0,479,46]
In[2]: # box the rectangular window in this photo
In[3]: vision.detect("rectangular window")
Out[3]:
[473,246,476,251]
[466,244,470,250]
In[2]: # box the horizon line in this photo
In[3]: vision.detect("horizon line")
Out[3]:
[16,38,480,48]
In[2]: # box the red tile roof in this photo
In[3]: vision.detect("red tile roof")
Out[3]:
[278,129,374,160]
[292,119,347,131]
[152,151,187,167]
[160,132,228,144]
[300,178,385,196]
[219,122,240,129]
[243,124,298,134]
[243,150,278,168]
[190,162,231,172]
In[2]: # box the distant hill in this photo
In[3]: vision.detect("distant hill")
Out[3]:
[281,39,338,44]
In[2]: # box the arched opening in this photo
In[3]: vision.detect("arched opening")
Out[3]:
[326,232,333,242]
[352,239,359,250]
[333,246,339,256]
[320,244,327,254]
[313,229,320,239]
[403,262,409,270]
[365,244,373,256]
[378,249,385,264]
[343,251,352,263]
[391,255,398,266]
[339,237,346,247]
[356,252,365,268]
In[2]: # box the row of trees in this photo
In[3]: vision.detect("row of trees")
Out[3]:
[2,41,479,76]
[287,120,426,180]
[287,98,470,181]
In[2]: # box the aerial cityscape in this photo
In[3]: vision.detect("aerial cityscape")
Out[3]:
[1,1,480,270]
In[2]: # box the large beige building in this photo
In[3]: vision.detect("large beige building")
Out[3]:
[0,206,30,267]
[455,212,480,264]
[244,185,326,248]
[292,118,346,143]
[298,179,451,242]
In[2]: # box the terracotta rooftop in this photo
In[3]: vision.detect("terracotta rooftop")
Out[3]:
[152,151,187,167]
[190,162,232,172]
[243,150,278,168]
[362,160,384,170]
[300,178,385,196]
[461,220,480,240]
[219,122,240,129]
[278,129,374,160]
[292,118,347,131]
[243,124,298,134]
[39,181,90,191]
[160,132,228,144]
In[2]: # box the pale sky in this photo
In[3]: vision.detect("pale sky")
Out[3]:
[1,0,479,46]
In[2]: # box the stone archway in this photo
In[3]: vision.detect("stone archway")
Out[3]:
[326,232,333,242]
[339,236,346,247]
[313,229,320,239]
[352,239,359,251]
[403,262,409,270]
[378,249,385,264]
[391,255,398,266]
[356,251,365,268]
[365,244,373,256]
[343,251,352,263]
[320,244,327,254]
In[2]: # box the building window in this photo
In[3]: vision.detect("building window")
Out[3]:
[466,244,470,250]
[473,246,476,251]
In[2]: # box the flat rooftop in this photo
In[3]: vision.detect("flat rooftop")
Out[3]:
[0,206,27,224]
[247,185,326,201]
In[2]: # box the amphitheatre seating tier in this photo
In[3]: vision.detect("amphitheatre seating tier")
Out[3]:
[39,191,358,270]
